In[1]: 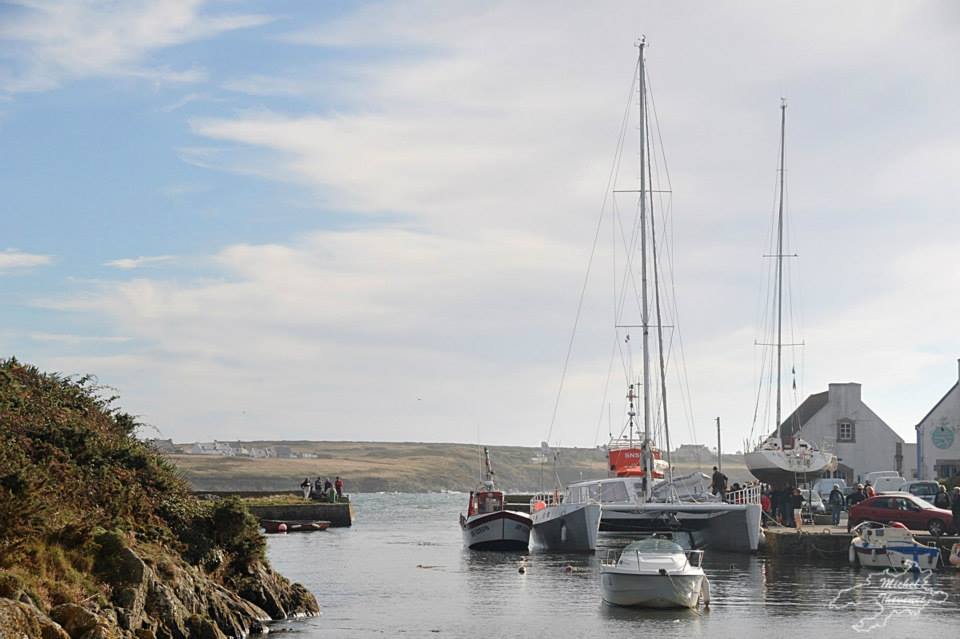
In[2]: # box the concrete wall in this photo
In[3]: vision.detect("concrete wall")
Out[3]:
[797,382,903,483]
[916,360,960,480]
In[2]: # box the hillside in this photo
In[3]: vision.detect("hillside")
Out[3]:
[171,441,753,493]
[0,359,317,638]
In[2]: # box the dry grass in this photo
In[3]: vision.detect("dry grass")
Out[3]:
[170,442,751,493]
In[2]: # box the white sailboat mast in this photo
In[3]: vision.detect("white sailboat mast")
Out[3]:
[635,38,656,494]
[775,99,786,440]
[637,39,651,457]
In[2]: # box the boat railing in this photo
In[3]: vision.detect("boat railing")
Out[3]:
[724,484,762,506]
[686,550,704,568]
[530,491,562,510]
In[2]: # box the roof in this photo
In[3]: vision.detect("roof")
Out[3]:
[777,390,829,439]
[915,380,958,430]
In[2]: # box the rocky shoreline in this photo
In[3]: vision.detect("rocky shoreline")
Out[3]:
[0,530,319,639]
[0,359,320,639]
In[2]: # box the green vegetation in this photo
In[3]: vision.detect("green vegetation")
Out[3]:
[0,358,272,612]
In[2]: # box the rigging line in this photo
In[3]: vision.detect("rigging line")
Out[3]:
[545,58,639,444]
[594,333,623,446]
[646,94,673,476]
[647,68,701,447]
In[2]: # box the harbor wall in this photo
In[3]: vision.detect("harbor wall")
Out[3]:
[248,503,354,527]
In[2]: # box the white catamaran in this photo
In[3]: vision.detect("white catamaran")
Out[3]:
[744,101,837,486]
[546,39,762,553]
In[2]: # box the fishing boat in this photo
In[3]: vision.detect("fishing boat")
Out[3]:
[600,537,710,609]
[541,39,761,553]
[459,447,532,551]
[260,519,330,534]
[848,521,940,570]
[744,100,837,486]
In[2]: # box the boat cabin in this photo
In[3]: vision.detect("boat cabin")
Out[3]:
[467,490,504,516]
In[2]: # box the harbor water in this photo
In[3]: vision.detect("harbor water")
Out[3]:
[266,492,960,637]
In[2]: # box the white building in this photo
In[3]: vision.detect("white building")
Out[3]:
[915,360,960,481]
[781,382,904,484]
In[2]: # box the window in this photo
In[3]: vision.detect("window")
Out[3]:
[600,481,629,504]
[837,420,855,442]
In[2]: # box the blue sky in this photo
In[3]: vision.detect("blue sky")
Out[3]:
[2,1,959,450]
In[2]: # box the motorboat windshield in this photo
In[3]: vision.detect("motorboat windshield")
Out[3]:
[623,538,685,555]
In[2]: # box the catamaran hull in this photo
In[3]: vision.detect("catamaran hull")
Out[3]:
[600,570,704,608]
[462,511,531,551]
[531,503,602,552]
[599,503,762,552]
[744,450,837,485]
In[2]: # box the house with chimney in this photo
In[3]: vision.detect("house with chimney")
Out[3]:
[779,382,904,484]
[915,360,960,481]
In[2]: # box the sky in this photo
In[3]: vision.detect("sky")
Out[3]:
[1,0,959,450]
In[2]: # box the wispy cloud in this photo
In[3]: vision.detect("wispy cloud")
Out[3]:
[0,0,273,94]
[0,249,53,271]
[104,255,176,270]
[29,332,132,344]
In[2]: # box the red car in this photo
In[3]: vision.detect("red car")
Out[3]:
[848,492,956,535]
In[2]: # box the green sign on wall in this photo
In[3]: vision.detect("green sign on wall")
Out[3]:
[932,425,955,450]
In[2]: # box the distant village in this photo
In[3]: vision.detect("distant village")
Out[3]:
[144,440,321,460]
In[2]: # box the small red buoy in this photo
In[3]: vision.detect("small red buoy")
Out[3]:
[278,523,288,533]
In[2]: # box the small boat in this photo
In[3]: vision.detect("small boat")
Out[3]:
[261,519,330,534]
[848,521,940,570]
[460,447,532,551]
[600,537,710,609]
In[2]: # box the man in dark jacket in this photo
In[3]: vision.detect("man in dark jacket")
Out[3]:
[828,484,844,526]
[845,484,867,531]
[933,484,951,509]
[952,487,960,534]
[711,467,728,497]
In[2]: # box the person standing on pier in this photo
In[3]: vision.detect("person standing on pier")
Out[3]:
[864,480,875,497]
[335,476,344,501]
[300,477,312,499]
[951,487,960,533]
[845,484,867,531]
[933,484,951,509]
[790,488,805,530]
[828,484,844,526]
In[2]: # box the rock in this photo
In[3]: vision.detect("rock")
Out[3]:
[50,603,100,637]
[185,615,227,639]
[0,597,70,639]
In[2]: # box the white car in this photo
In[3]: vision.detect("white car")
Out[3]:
[896,480,940,500]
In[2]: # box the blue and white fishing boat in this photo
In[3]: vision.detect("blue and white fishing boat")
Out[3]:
[849,521,940,570]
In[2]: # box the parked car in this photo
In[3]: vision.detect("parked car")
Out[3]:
[847,492,955,535]
[896,480,940,500]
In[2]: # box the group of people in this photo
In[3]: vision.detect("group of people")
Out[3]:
[300,476,345,502]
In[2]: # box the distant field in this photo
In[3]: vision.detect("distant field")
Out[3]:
[170,441,752,493]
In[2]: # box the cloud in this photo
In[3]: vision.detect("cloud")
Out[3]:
[0,249,53,271]
[17,2,960,448]
[29,332,132,344]
[104,255,177,270]
[0,0,273,94]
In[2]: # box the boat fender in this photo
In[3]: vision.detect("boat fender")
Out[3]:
[561,522,567,543]
[700,577,711,608]
[950,543,960,567]
[278,523,287,533]
[849,544,859,567]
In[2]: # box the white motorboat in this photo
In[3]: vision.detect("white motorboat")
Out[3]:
[744,100,837,485]
[460,447,531,551]
[849,521,940,571]
[600,538,710,609]
[529,488,601,552]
